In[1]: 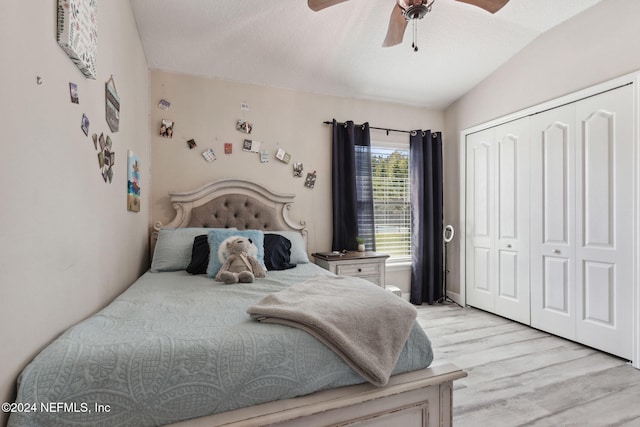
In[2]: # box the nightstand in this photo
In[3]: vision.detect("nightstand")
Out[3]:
[312,251,389,287]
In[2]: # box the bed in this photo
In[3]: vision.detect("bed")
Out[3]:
[8,179,465,427]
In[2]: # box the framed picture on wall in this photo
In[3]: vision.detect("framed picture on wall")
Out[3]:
[127,150,141,212]
[105,76,120,132]
[56,0,98,79]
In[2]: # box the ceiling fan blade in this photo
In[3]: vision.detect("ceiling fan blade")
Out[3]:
[454,0,509,14]
[307,0,350,11]
[382,4,408,47]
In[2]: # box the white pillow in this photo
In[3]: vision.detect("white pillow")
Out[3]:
[266,231,309,264]
[151,228,235,272]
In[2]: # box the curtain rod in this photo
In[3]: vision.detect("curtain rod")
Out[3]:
[323,120,413,136]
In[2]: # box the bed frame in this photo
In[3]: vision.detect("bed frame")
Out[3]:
[153,178,466,427]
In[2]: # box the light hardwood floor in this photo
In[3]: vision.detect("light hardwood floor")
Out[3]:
[416,303,640,427]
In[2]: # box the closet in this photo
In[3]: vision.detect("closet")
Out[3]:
[463,81,636,361]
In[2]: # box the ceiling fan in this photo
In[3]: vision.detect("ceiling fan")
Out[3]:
[307,0,510,51]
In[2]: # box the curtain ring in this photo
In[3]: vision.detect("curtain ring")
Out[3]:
[343,123,348,128]
[432,132,438,138]
[410,130,417,136]
[421,131,426,137]
[361,124,366,130]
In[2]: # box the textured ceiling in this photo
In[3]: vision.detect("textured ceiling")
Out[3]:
[130,0,603,109]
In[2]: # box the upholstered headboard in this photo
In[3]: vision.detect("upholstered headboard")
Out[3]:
[151,179,307,254]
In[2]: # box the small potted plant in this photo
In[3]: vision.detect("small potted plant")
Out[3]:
[356,237,365,252]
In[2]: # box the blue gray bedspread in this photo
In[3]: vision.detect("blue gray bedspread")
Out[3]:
[8,264,433,427]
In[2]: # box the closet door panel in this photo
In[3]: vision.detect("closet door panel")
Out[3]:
[582,261,614,324]
[575,85,634,359]
[473,248,491,292]
[498,251,518,298]
[582,110,614,247]
[543,256,570,313]
[498,135,518,238]
[542,122,571,245]
[494,119,530,324]
[530,105,576,340]
[465,128,495,311]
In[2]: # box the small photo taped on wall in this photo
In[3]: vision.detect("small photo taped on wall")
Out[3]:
[69,82,79,104]
[236,119,252,134]
[81,113,90,136]
[242,139,260,153]
[160,119,174,138]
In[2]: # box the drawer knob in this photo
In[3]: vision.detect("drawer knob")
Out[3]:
[358,268,362,272]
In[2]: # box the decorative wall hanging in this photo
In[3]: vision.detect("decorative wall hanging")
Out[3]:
[69,82,79,103]
[187,139,197,149]
[236,120,252,134]
[304,171,317,188]
[105,76,120,132]
[242,139,260,153]
[95,132,115,183]
[202,149,216,162]
[260,150,269,163]
[56,0,97,79]
[158,99,171,111]
[293,162,304,177]
[81,113,90,136]
[224,143,233,154]
[160,119,174,138]
[276,148,291,164]
[127,150,141,212]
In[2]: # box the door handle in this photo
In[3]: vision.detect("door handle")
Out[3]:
[553,249,560,254]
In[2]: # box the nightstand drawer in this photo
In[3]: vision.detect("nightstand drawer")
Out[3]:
[336,262,380,277]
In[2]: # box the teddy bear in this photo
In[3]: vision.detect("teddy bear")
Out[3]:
[215,237,266,284]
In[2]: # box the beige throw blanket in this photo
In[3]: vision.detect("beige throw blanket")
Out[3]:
[246,275,418,386]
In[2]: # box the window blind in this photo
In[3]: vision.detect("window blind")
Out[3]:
[370,145,411,260]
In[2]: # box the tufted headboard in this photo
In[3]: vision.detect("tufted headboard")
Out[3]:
[151,179,307,255]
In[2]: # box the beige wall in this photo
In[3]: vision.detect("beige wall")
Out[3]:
[149,70,444,284]
[443,0,640,296]
[0,1,149,420]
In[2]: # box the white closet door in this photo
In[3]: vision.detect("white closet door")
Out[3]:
[574,85,634,359]
[466,128,495,312]
[465,119,530,322]
[493,119,530,324]
[530,104,577,340]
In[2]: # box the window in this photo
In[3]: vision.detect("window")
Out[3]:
[370,142,411,261]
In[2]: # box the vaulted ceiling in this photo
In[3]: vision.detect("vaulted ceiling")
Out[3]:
[130,0,603,108]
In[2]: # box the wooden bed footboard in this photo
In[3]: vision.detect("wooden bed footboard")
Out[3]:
[169,364,466,427]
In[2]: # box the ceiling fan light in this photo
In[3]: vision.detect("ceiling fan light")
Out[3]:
[397,0,433,20]
[404,5,427,19]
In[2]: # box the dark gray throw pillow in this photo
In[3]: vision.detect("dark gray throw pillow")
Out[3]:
[264,233,296,271]
[186,235,209,274]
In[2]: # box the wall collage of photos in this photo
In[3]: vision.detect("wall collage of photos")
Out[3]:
[157,99,317,189]
[58,0,141,212]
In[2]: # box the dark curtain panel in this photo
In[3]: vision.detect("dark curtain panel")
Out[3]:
[331,120,375,251]
[410,130,444,305]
